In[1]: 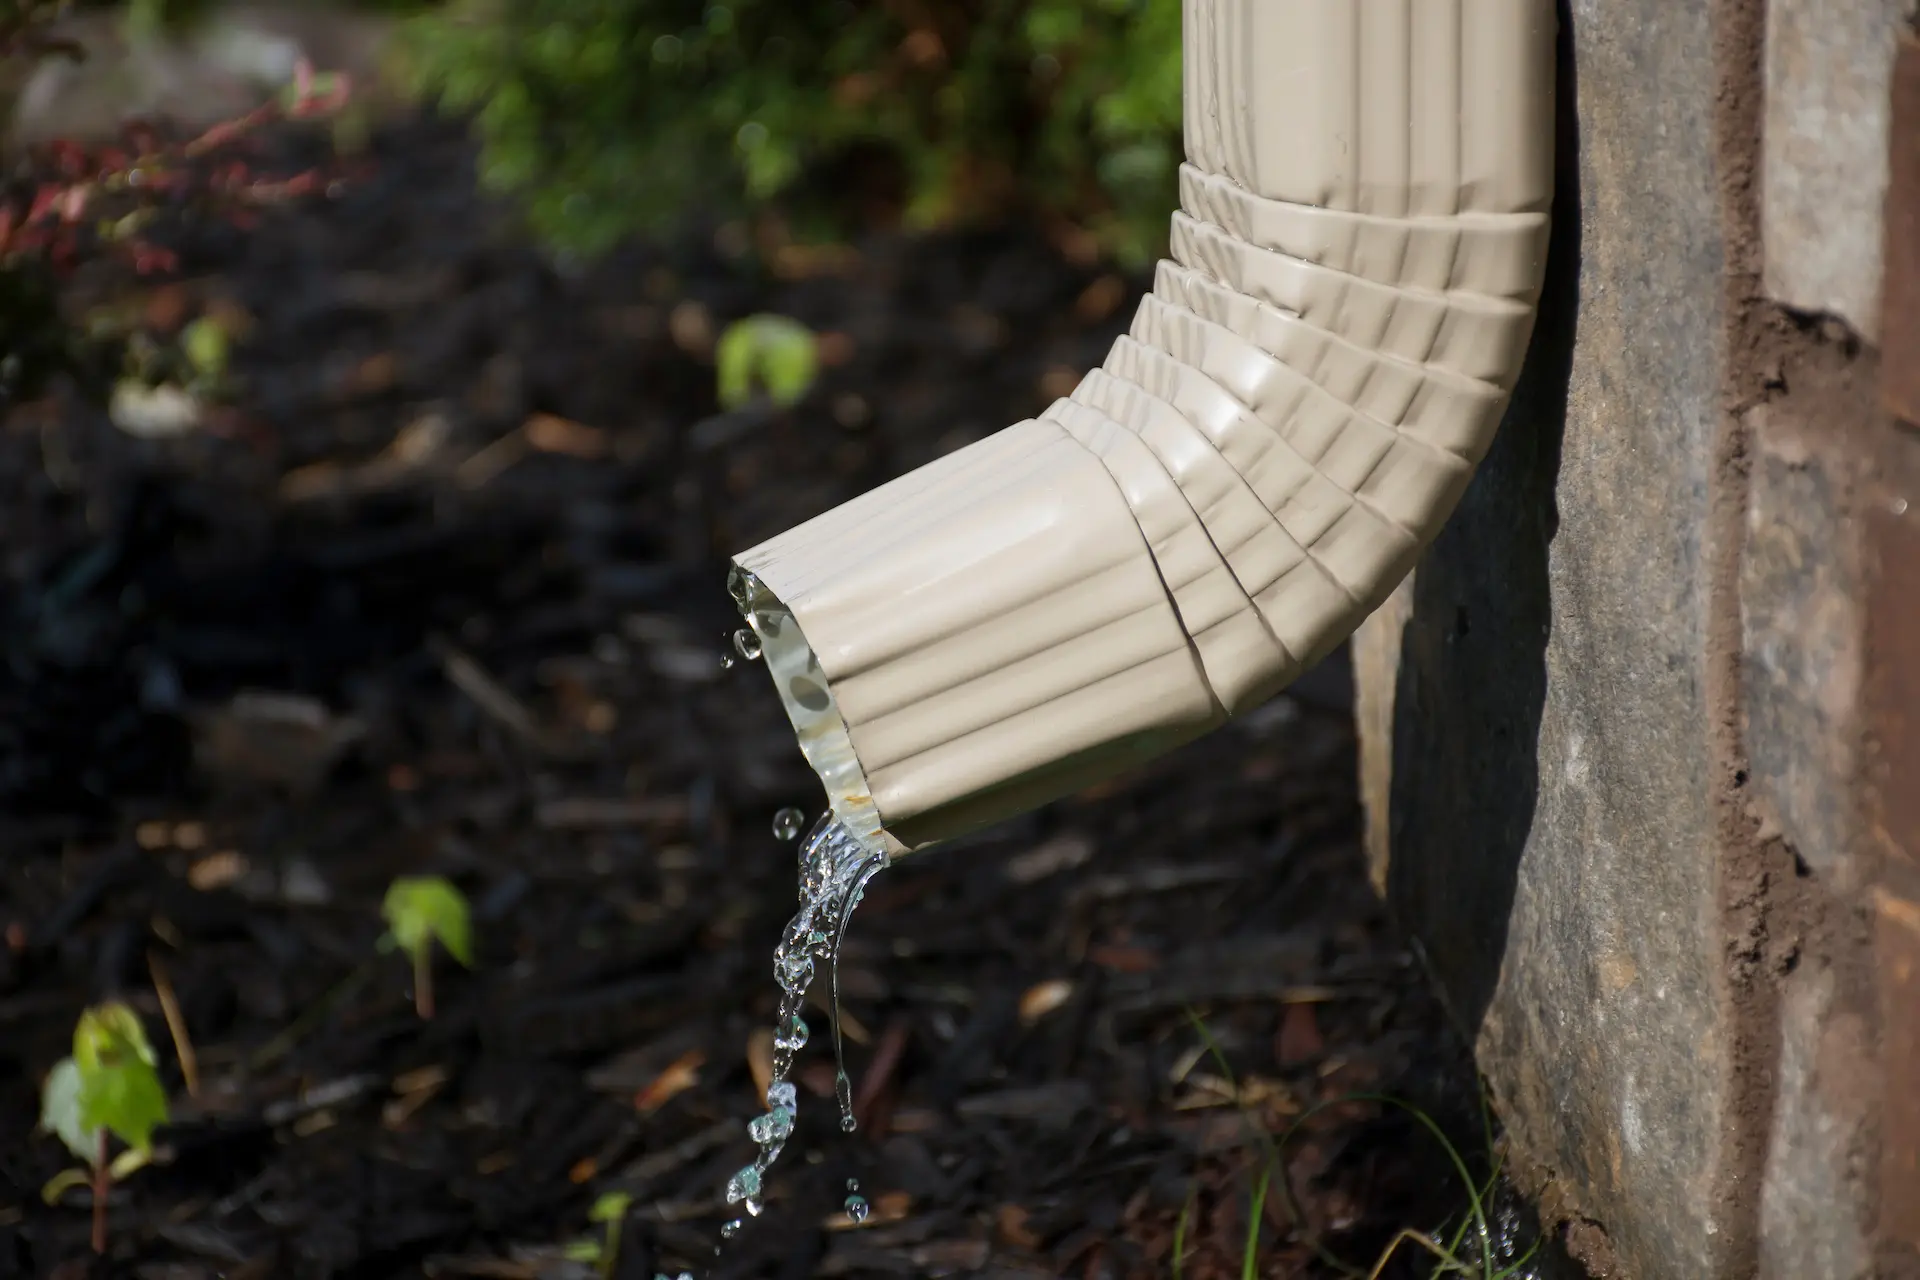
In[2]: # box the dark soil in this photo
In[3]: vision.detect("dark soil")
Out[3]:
[1,115,1520,1280]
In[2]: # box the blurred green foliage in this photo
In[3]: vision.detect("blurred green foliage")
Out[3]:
[399,0,1182,265]
[715,313,817,410]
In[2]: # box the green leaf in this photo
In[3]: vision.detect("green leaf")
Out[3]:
[77,1055,170,1157]
[181,316,229,385]
[393,0,1185,267]
[561,1238,603,1263]
[276,69,339,113]
[381,876,475,968]
[55,1003,171,1160]
[108,1146,154,1181]
[1024,3,1085,52]
[74,1002,158,1073]
[39,1058,97,1163]
[41,1168,92,1205]
[588,1190,632,1223]
[715,315,819,411]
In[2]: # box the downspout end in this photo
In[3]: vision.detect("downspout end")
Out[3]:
[729,417,1225,858]
[728,563,908,862]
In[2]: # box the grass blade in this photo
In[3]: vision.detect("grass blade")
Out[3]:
[1172,1182,1195,1280]
[1243,1162,1272,1280]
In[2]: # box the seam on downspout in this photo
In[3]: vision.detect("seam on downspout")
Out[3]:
[1140,264,1494,545]
[1045,397,1290,631]
[735,0,1557,855]
[1043,396,1302,716]
[1070,362,1377,616]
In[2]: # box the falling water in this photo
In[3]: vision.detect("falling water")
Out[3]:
[676,565,888,1268]
[721,811,886,1225]
[844,1177,869,1224]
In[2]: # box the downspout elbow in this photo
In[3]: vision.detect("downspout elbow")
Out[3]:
[733,0,1557,857]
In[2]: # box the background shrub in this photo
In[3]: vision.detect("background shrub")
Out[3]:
[398,0,1183,265]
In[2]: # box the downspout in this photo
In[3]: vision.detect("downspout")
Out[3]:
[732,0,1558,858]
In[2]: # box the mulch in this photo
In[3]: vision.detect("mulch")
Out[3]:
[0,113,1540,1280]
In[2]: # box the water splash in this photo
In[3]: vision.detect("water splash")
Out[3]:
[721,812,886,1236]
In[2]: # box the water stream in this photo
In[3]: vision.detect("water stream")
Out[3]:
[653,572,887,1275]
[719,808,886,1234]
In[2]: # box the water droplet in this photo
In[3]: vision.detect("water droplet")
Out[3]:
[748,1105,794,1144]
[846,1177,859,1192]
[772,807,806,840]
[777,950,815,993]
[766,1081,797,1111]
[834,1068,855,1130]
[745,1196,764,1218]
[721,650,736,670]
[733,628,763,660]
[720,1218,742,1238]
[775,1015,810,1053]
[725,1165,762,1204]
[844,1194,870,1224]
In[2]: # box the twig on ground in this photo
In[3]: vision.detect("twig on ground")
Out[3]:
[147,950,199,1098]
[430,636,580,757]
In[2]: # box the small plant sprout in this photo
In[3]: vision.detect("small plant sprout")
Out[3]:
[560,1190,633,1277]
[715,314,819,411]
[179,314,230,394]
[380,875,474,1020]
[38,1002,172,1254]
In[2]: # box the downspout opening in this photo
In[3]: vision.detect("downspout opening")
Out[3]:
[728,564,896,860]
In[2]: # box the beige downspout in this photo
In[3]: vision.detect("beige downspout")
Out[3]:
[732,0,1557,858]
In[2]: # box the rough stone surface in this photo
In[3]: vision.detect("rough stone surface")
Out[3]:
[1355,2,1733,1275]
[1739,406,1867,889]
[1758,963,1878,1280]
[1865,422,1920,1257]
[1874,886,1920,1249]
[1865,423,1920,875]
[1761,0,1918,340]
[1734,352,1891,1279]
[1884,30,1920,421]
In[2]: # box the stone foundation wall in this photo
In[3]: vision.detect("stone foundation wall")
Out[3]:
[1355,2,1920,1277]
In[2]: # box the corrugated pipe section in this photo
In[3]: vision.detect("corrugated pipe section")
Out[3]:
[732,0,1557,858]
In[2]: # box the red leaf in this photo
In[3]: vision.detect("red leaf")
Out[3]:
[131,244,179,275]
[1275,1002,1326,1066]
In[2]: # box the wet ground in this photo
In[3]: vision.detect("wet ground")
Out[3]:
[0,115,1526,1279]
